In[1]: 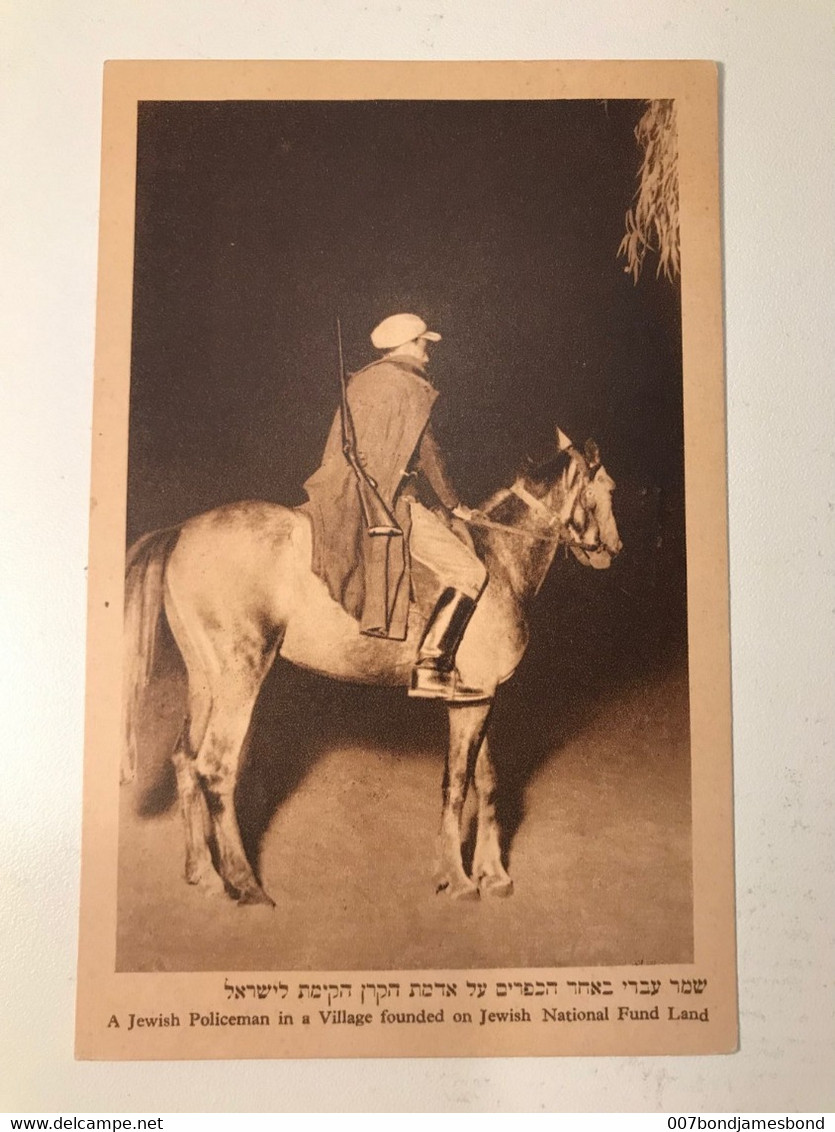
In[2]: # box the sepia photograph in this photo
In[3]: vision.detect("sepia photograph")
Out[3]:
[77,60,734,1059]
[118,93,691,973]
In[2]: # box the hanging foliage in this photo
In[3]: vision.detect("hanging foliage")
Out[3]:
[619,100,680,283]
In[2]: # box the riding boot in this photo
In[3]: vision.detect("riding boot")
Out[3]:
[409,588,489,703]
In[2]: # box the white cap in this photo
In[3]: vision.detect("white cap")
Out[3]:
[370,313,442,350]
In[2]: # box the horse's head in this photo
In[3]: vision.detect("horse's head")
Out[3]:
[525,428,622,569]
[570,459,622,569]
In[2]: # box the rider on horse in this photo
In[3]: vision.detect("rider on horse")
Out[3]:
[302,313,488,703]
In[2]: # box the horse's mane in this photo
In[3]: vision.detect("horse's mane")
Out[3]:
[481,448,573,517]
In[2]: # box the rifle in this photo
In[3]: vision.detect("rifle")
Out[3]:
[337,318,401,537]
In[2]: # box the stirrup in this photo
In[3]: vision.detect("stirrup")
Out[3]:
[409,661,490,703]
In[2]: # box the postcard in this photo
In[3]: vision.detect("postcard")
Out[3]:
[77,59,735,1058]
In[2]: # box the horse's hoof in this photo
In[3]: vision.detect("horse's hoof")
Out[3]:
[237,886,276,908]
[480,875,514,898]
[187,869,228,898]
[436,876,480,901]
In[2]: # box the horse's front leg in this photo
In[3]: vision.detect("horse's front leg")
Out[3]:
[472,736,513,897]
[435,701,493,900]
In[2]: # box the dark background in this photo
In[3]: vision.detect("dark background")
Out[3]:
[127,99,684,540]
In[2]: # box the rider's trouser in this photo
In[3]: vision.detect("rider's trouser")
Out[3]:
[407,501,487,599]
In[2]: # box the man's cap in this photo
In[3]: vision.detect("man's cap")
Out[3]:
[370,313,442,350]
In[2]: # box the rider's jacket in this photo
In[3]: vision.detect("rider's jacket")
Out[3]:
[302,354,458,639]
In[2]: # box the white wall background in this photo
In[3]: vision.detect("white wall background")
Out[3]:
[2,0,833,1114]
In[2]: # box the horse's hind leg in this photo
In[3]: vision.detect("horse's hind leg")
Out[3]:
[171,689,225,896]
[472,736,513,897]
[163,588,228,897]
[195,685,274,907]
[435,701,493,900]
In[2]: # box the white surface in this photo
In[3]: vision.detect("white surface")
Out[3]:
[2,0,833,1114]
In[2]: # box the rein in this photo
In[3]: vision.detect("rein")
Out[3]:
[462,512,555,542]
[460,482,603,554]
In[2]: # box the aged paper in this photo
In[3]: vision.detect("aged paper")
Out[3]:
[77,60,735,1058]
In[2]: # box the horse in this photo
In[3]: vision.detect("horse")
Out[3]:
[121,430,621,905]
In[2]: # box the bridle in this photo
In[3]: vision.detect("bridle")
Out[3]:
[554,450,613,556]
[464,453,612,556]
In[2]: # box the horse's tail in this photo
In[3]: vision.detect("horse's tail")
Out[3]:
[121,526,182,784]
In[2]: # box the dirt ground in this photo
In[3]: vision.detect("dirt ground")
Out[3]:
[117,665,691,972]
[116,499,693,971]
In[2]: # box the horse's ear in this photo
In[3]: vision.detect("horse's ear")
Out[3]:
[555,426,573,452]
[584,438,601,468]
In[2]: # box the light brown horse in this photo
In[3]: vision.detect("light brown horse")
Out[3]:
[122,432,621,904]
